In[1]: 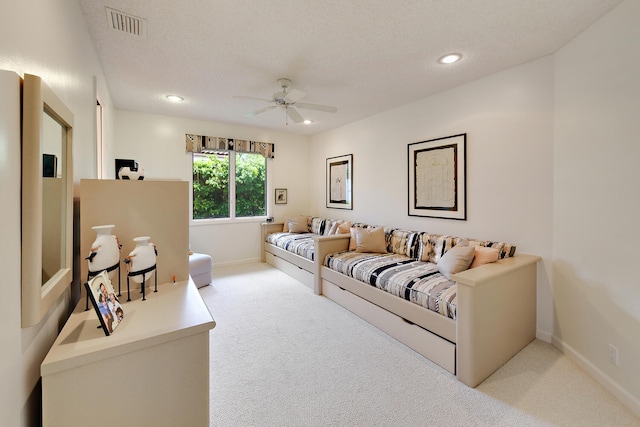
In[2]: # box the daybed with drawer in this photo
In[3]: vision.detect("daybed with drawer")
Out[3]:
[261,217,540,387]
[260,216,349,290]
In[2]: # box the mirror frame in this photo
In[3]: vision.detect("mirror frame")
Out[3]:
[22,74,74,327]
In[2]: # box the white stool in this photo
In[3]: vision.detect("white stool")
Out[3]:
[189,252,212,288]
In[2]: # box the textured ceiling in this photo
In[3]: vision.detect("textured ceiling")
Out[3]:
[80,0,621,135]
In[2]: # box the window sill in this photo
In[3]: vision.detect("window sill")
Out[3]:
[190,216,268,227]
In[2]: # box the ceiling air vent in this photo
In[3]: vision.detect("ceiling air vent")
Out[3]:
[105,7,147,37]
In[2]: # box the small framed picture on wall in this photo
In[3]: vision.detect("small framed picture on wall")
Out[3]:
[275,188,287,204]
[326,154,353,210]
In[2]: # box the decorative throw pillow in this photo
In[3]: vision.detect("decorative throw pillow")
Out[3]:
[437,244,476,280]
[349,228,357,251]
[282,218,290,233]
[337,221,351,235]
[355,227,387,253]
[287,215,309,233]
[469,246,500,268]
[325,221,337,235]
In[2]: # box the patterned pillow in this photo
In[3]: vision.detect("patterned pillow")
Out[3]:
[387,229,419,257]
[310,217,326,235]
[417,234,463,263]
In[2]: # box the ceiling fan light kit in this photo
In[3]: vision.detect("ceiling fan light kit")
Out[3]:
[234,78,337,125]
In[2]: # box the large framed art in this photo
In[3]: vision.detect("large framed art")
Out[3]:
[408,133,466,220]
[326,154,353,209]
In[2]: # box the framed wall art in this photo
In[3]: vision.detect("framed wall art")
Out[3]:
[326,154,353,210]
[408,133,466,220]
[275,188,287,204]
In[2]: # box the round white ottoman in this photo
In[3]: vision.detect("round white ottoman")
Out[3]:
[189,252,212,288]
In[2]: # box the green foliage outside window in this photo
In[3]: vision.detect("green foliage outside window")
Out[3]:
[235,153,266,217]
[192,152,265,219]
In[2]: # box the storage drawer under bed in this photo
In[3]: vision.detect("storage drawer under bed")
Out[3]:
[322,279,456,374]
[265,251,314,290]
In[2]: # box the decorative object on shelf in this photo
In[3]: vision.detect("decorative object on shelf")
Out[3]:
[326,154,353,210]
[85,270,125,336]
[275,188,287,204]
[118,164,145,180]
[125,236,157,301]
[85,224,122,310]
[408,133,467,220]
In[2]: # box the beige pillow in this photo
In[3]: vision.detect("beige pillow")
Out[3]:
[282,218,290,232]
[349,228,357,251]
[437,244,476,280]
[355,227,387,253]
[470,246,500,268]
[337,221,351,235]
[287,215,308,233]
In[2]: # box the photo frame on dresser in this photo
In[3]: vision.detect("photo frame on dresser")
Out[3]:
[408,133,466,220]
[326,154,353,210]
[85,270,125,336]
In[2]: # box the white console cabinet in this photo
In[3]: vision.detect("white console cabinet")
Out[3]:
[41,278,215,426]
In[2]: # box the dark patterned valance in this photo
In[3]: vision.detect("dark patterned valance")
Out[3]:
[186,134,275,158]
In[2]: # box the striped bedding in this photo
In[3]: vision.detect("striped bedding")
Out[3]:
[324,251,457,319]
[266,232,316,261]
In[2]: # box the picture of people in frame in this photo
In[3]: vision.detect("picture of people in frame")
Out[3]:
[85,270,125,336]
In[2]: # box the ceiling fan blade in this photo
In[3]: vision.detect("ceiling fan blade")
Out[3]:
[243,106,275,117]
[286,107,304,124]
[233,95,273,103]
[295,102,338,113]
[284,88,306,103]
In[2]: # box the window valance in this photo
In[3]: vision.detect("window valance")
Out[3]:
[185,134,275,158]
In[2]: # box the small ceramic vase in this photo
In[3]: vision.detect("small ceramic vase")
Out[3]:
[127,236,156,284]
[87,225,120,278]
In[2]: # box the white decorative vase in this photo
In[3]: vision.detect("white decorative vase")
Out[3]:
[87,225,120,278]
[127,236,156,284]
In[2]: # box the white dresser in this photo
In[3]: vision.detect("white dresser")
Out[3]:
[41,278,215,426]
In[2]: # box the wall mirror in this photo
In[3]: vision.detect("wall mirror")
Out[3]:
[22,74,74,327]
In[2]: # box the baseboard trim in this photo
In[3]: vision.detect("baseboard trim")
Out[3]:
[212,258,260,269]
[536,329,552,343]
[552,335,640,418]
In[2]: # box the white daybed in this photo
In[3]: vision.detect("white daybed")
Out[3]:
[261,220,539,387]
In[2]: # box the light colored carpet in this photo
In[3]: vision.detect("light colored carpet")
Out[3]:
[199,262,639,426]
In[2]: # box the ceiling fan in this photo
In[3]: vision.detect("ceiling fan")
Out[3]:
[233,78,337,125]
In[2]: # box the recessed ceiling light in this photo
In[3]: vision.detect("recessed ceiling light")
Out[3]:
[303,119,313,125]
[438,53,462,64]
[166,95,184,102]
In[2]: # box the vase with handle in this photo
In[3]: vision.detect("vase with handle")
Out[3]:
[125,236,157,300]
[86,225,121,278]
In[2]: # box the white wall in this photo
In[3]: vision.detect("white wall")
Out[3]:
[0,1,111,425]
[553,0,640,412]
[112,110,311,265]
[310,56,555,338]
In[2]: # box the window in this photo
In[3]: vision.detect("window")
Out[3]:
[192,151,266,220]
